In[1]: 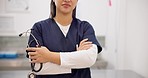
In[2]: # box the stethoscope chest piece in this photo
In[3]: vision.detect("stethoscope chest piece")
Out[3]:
[28,72,36,78]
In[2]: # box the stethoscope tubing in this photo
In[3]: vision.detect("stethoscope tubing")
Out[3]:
[20,29,43,73]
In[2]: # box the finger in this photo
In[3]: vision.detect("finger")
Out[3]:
[36,45,39,47]
[80,38,88,44]
[30,59,38,63]
[26,47,39,52]
[29,55,38,60]
[79,44,92,50]
[81,41,92,46]
[28,52,37,56]
[83,44,93,50]
[80,38,88,45]
[36,45,41,48]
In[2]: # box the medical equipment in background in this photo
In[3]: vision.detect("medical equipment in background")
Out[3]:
[19,29,43,78]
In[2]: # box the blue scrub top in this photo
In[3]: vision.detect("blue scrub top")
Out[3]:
[28,17,102,78]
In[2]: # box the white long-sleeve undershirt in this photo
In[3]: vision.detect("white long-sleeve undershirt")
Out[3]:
[60,44,98,68]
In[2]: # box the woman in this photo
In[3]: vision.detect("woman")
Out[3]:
[27,0,102,78]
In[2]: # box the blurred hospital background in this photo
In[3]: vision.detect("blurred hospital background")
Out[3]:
[0,0,148,78]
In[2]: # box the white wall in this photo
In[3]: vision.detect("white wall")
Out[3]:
[77,0,108,36]
[0,0,50,35]
[14,0,50,34]
[126,0,148,77]
[103,0,119,69]
[116,0,127,70]
[117,0,148,77]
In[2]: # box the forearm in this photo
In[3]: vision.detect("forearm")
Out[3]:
[28,44,98,69]
[47,52,61,65]
[48,44,98,68]
[60,44,98,68]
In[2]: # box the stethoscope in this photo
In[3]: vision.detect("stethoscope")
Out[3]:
[19,29,43,78]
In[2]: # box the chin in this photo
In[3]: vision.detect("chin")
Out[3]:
[62,10,72,14]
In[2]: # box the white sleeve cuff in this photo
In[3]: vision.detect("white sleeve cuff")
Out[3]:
[60,44,98,69]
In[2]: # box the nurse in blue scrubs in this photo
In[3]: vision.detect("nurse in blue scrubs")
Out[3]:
[27,0,102,78]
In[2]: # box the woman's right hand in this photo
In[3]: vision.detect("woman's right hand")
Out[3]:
[77,38,92,51]
[27,46,51,63]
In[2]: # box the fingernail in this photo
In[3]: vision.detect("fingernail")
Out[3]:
[85,38,88,40]
[76,44,78,48]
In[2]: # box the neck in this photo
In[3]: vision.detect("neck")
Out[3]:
[54,12,73,26]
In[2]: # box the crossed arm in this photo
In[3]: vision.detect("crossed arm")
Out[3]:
[26,38,98,68]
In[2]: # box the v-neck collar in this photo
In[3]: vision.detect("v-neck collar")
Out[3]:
[55,21,71,37]
[52,18,75,38]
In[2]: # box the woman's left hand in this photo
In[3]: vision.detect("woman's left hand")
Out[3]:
[26,46,50,63]
[77,38,92,51]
